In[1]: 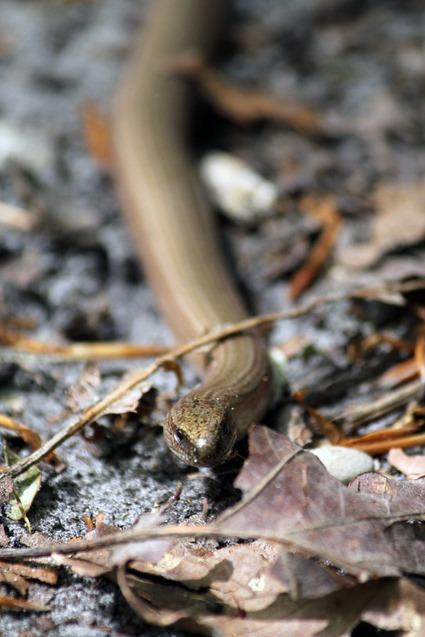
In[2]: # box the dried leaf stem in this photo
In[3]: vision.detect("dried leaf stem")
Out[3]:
[0,524,262,561]
[0,326,168,361]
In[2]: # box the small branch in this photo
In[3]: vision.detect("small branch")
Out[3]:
[0,525,259,561]
[0,506,420,564]
[336,379,424,432]
[1,279,423,483]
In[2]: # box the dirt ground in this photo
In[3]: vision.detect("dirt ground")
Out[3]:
[1,0,425,635]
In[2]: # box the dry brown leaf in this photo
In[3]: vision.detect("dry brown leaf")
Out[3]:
[104,384,153,417]
[204,577,425,637]
[133,540,227,585]
[338,182,425,269]
[66,365,153,419]
[20,531,56,551]
[284,406,313,447]
[0,560,57,595]
[38,508,356,625]
[205,542,356,612]
[198,582,382,637]
[0,570,28,596]
[277,551,359,599]
[65,363,101,412]
[0,560,57,585]
[110,511,173,566]
[216,426,425,578]
[0,414,60,467]
[0,595,48,612]
[199,542,285,610]
[361,579,425,635]
[55,512,172,577]
[388,448,425,479]
[293,391,341,443]
[53,520,119,577]
[117,568,189,627]
[62,533,359,631]
[133,540,284,612]
[131,537,356,616]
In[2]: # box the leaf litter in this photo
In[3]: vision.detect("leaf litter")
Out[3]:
[337,182,425,270]
[2,1,425,635]
[2,287,425,633]
[3,425,425,634]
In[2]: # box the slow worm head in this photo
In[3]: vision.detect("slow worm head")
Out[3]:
[112,0,274,466]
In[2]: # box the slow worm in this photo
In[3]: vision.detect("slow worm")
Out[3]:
[112,0,273,466]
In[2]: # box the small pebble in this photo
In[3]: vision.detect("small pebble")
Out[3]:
[310,446,374,484]
[200,151,278,223]
[0,120,53,173]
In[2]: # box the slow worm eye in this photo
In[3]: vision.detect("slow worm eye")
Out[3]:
[174,428,185,445]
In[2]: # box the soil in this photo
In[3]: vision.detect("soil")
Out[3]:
[0,0,424,635]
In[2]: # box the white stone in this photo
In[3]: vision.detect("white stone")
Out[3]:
[310,446,374,484]
[0,120,53,173]
[200,151,278,223]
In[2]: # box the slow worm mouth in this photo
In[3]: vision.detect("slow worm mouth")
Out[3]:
[168,447,194,467]
[169,444,226,469]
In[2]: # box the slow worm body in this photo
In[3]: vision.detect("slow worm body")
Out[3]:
[112,0,273,466]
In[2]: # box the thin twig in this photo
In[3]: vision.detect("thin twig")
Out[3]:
[289,195,341,300]
[336,379,424,432]
[0,326,168,361]
[0,525,262,561]
[1,279,423,483]
[0,508,420,563]
[342,431,425,455]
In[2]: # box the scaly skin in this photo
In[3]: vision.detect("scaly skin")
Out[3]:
[112,0,273,466]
